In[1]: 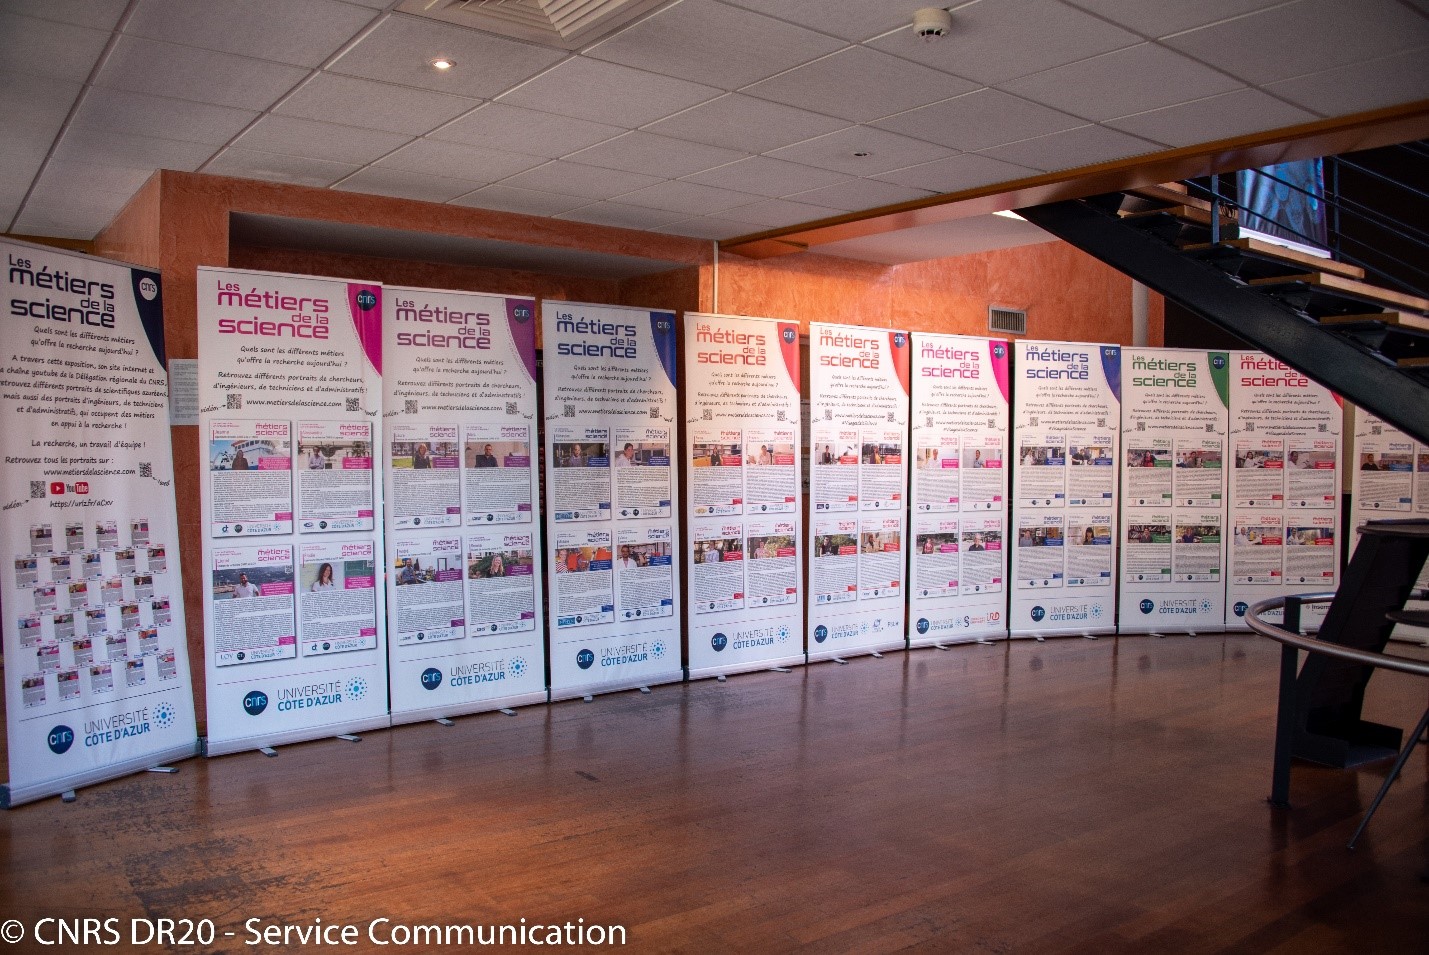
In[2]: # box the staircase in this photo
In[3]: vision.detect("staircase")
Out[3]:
[1017,170,1429,445]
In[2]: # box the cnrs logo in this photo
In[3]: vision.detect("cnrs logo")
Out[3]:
[421,667,443,690]
[242,690,269,716]
[711,633,728,652]
[1140,599,1155,615]
[576,648,595,670]
[48,725,75,754]
[138,276,159,300]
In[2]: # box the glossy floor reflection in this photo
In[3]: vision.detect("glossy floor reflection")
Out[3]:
[2,635,1425,953]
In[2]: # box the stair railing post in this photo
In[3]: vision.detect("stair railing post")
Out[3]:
[1209,173,1221,245]
[1268,595,1303,808]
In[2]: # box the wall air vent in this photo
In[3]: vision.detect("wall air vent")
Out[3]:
[988,307,1027,336]
[398,0,674,50]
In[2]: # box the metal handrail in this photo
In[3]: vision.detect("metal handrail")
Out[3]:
[1245,593,1429,678]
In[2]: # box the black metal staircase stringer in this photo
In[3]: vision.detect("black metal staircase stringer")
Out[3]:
[1016,199,1429,445]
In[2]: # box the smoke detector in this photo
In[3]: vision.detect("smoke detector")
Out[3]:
[912,7,952,40]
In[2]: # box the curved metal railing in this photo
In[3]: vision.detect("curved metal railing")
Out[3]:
[1245,592,1429,678]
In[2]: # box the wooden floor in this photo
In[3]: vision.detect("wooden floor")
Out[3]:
[2,634,1426,954]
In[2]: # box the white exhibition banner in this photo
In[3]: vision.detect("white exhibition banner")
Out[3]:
[1225,351,1342,630]
[1118,349,1230,633]
[383,287,545,722]
[807,322,911,660]
[1348,407,1428,595]
[684,313,804,677]
[197,267,388,754]
[1010,341,1121,637]
[542,301,681,698]
[908,334,1011,646]
[1,239,197,807]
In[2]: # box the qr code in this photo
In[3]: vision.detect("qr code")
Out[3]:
[701,408,712,421]
[1317,422,1327,433]
[1029,416,1039,427]
[405,399,418,415]
[776,409,786,422]
[226,393,242,410]
[823,408,832,421]
[30,480,45,499]
[139,462,152,479]
[1245,421,1255,431]
[1137,421,1146,431]
[649,405,660,418]
[505,401,517,416]
[1096,417,1106,428]
[346,398,360,412]
[1205,423,1215,433]
[1371,425,1383,435]
[563,403,575,418]
[886,411,895,422]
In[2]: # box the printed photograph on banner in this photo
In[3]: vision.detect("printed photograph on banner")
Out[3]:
[1123,517,1172,583]
[960,518,1004,594]
[860,428,905,510]
[915,434,959,511]
[1174,439,1224,507]
[612,427,672,520]
[690,522,745,614]
[462,423,534,524]
[960,438,1005,510]
[298,540,378,656]
[465,531,537,635]
[296,421,374,533]
[208,420,293,536]
[1017,436,1067,507]
[1066,436,1116,506]
[1233,439,1286,506]
[615,525,674,621]
[1065,515,1113,586]
[550,427,611,522]
[1284,517,1336,586]
[1231,514,1284,583]
[689,429,743,516]
[211,544,296,666]
[1017,515,1066,588]
[389,424,460,528]
[744,518,798,609]
[914,519,961,600]
[1173,517,1222,582]
[812,518,859,605]
[811,426,860,512]
[552,529,615,628]
[742,427,797,514]
[392,536,464,645]
[858,518,903,600]
[1286,440,1337,508]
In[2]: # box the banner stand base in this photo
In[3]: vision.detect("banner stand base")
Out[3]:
[3,739,201,809]
[689,654,805,682]
[550,673,683,704]
[436,718,455,726]
[910,634,1003,651]
[808,639,905,665]
[206,715,392,758]
[389,691,547,729]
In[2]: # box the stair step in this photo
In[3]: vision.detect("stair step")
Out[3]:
[1124,183,1211,212]
[1396,356,1429,368]
[1122,205,1237,228]
[1248,272,1429,314]
[1184,237,1364,280]
[1319,311,1429,332]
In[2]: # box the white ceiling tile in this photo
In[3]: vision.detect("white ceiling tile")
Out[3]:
[721,196,846,227]
[0,71,83,139]
[430,103,624,157]
[2,0,129,30]
[11,206,114,240]
[615,180,764,216]
[278,73,479,136]
[0,136,52,194]
[340,0,388,6]
[587,0,844,89]
[97,35,311,110]
[1104,88,1322,147]
[873,89,1084,152]
[767,126,950,175]
[0,12,111,81]
[449,185,590,217]
[869,0,1141,85]
[25,160,152,211]
[329,14,567,99]
[124,0,376,68]
[236,114,412,164]
[1001,43,1243,123]
[643,93,849,153]
[873,153,1040,193]
[497,56,722,128]
[680,155,848,197]
[565,131,749,179]
[498,161,663,200]
[376,139,544,184]
[72,88,260,145]
[1161,0,1429,86]
[978,124,1164,172]
[203,147,361,187]
[661,215,767,239]
[52,127,215,172]
[721,0,915,42]
[1265,47,1429,118]
[1062,0,1289,37]
[333,167,480,203]
[744,46,979,123]
[555,201,689,231]
[786,178,934,211]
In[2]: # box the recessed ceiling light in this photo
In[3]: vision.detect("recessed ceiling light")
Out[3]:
[430,57,454,71]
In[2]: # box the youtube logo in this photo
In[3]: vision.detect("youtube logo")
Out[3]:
[74,482,89,494]
[49,481,65,495]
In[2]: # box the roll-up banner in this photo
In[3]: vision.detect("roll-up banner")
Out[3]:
[1,239,198,807]
[684,313,804,677]
[1348,408,1428,612]
[908,334,1010,646]
[1118,349,1230,633]
[807,322,910,661]
[1225,352,1341,630]
[1010,341,1121,637]
[383,287,545,723]
[542,302,681,698]
[197,268,388,755]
